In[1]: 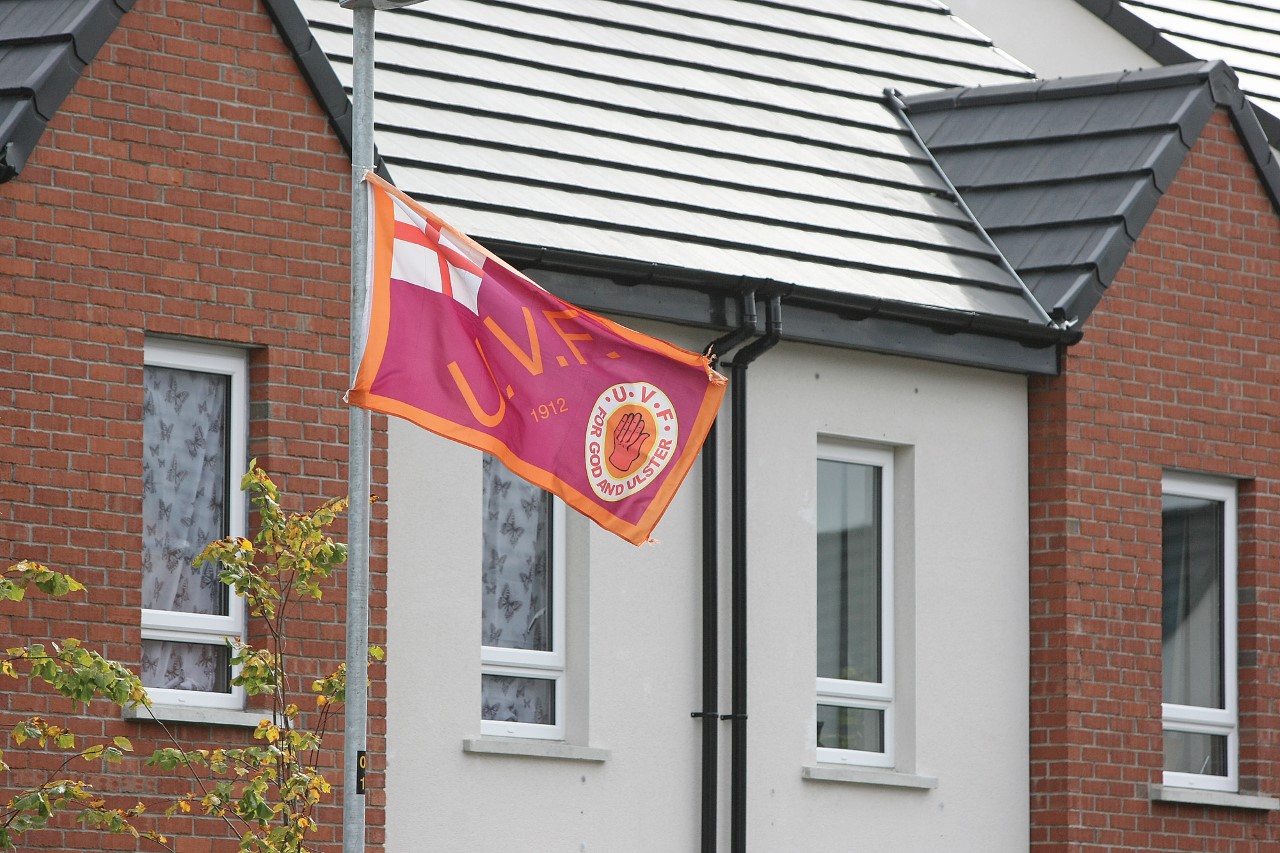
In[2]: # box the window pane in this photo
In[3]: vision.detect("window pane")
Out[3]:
[816,460,881,683]
[141,640,231,693]
[481,455,554,651]
[1162,494,1224,709]
[142,365,230,616]
[817,704,884,753]
[1164,729,1228,777]
[481,675,555,725]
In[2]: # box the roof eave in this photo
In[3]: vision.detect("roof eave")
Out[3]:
[492,241,1073,375]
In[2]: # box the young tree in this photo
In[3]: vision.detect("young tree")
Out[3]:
[0,463,376,852]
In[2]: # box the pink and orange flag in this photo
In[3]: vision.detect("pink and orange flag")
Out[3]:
[347,172,728,545]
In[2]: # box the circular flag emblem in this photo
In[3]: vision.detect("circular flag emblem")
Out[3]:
[584,382,679,503]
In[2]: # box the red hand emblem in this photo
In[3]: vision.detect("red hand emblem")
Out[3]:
[608,412,650,472]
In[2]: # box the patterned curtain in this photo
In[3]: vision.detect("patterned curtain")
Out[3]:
[480,455,554,724]
[140,365,230,692]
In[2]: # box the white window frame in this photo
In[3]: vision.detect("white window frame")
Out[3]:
[141,338,248,711]
[816,442,894,769]
[1161,471,1238,792]
[481,497,566,741]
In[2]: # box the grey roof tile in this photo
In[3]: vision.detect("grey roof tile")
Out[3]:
[964,176,1164,239]
[0,0,134,181]
[1024,269,1107,318]
[903,60,1280,325]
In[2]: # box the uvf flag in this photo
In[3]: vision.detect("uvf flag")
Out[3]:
[348,172,727,545]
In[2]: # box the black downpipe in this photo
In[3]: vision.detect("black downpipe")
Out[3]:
[697,295,758,853]
[726,297,782,853]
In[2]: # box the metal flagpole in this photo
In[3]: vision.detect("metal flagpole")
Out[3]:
[341,4,374,853]
[338,3,426,853]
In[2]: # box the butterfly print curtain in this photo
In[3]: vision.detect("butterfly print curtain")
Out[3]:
[140,365,230,692]
[480,455,554,724]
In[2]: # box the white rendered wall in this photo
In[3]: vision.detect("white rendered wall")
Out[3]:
[383,321,1029,852]
[946,0,1154,79]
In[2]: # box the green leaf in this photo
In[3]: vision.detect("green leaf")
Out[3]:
[112,735,133,752]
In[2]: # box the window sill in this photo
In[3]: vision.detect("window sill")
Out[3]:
[463,737,609,762]
[123,704,265,729]
[1149,784,1280,811]
[802,764,937,789]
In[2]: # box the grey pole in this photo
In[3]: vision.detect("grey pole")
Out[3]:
[337,3,427,853]
[341,5,374,853]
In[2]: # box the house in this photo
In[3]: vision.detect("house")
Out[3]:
[9,1,1273,852]
[904,58,1280,847]
[0,0,387,849]
[277,0,1064,850]
[313,2,1280,847]
[3,0,1059,848]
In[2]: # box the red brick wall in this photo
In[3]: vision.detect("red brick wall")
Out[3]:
[0,0,387,849]
[1029,108,1280,850]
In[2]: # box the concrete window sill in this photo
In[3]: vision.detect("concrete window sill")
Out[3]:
[463,737,609,762]
[1149,784,1279,811]
[802,764,937,789]
[123,704,265,728]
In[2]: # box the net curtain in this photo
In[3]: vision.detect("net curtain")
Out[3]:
[140,365,230,692]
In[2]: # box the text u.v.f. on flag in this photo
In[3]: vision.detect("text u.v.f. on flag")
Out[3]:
[347,172,728,545]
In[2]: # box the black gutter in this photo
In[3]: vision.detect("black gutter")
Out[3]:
[694,294,759,853]
[726,297,782,853]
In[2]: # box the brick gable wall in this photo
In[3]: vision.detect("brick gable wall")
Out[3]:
[1029,108,1280,851]
[0,0,387,849]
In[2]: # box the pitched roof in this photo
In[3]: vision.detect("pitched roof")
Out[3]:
[1076,0,1280,143]
[274,0,1080,372]
[0,0,134,182]
[0,0,1090,372]
[902,60,1280,324]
